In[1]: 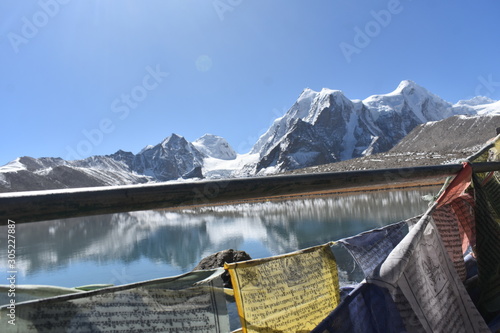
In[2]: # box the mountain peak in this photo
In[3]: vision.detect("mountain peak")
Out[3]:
[320,87,344,95]
[169,133,183,139]
[296,88,349,118]
[456,96,497,107]
[297,88,318,105]
[393,80,429,96]
[396,79,419,89]
[196,133,220,141]
[162,133,186,146]
[193,134,237,160]
[299,87,345,99]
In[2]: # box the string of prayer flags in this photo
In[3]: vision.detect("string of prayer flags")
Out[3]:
[0,269,229,333]
[225,243,340,333]
[368,210,490,332]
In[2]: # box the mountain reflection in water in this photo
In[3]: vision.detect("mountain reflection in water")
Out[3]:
[0,188,438,288]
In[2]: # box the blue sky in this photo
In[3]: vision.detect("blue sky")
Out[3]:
[1,0,499,165]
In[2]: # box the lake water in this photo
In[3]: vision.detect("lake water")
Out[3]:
[0,187,439,290]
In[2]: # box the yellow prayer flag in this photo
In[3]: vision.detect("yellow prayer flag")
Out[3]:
[225,243,340,333]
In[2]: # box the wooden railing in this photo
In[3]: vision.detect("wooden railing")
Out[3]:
[1,162,500,225]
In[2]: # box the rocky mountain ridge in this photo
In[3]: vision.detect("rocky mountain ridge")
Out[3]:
[289,114,500,174]
[249,80,480,174]
[1,80,499,192]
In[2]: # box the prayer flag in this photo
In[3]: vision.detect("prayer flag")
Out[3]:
[0,269,229,333]
[225,243,340,333]
[368,211,490,332]
[311,282,406,333]
[339,221,408,278]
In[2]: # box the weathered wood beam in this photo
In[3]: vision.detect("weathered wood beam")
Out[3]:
[1,162,499,225]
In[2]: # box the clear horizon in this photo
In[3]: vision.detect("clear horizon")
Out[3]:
[2,0,500,166]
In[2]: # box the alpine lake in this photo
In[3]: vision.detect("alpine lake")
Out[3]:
[0,186,440,289]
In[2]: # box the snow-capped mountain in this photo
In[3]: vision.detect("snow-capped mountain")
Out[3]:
[0,134,208,192]
[249,80,481,174]
[453,97,500,116]
[1,80,499,192]
[128,134,205,181]
[192,134,237,160]
[0,155,150,192]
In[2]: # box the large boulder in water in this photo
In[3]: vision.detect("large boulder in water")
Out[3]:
[194,249,251,288]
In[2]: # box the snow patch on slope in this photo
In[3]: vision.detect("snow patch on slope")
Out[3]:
[468,100,500,115]
[0,158,26,173]
[202,153,259,179]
